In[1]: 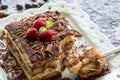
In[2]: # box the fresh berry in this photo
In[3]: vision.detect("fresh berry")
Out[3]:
[39,27,46,34]
[26,28,38,40]
[33,18,46,30]
[39,30,53,42]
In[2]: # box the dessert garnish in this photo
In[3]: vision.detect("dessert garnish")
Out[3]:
[38,27,46,34]
[39,29,53,42]
[33,18,46,30]
[26,28,38,40]
[46,20,53,29]
[26,17,54,41]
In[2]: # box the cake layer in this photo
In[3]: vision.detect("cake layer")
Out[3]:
[5,11,81,67]
[4,21,78,80]
[6,38,61,80]
[63,45,109,79]
[5,29,75,75]
[4,11,81,80]
[4,31,62,79]
[0,38,75,80]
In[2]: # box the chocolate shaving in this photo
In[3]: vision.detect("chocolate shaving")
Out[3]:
[45,44,54,54]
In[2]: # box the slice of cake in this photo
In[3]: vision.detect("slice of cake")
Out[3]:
[63,45,109,79]
[4,11,81,80]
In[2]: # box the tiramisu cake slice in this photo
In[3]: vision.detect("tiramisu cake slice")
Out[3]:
[63,45,109,79]
[4,11,81,80]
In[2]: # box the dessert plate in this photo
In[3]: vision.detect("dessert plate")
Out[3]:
[0,1,120,80]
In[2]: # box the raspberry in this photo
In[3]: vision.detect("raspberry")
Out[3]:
[33,18,46,30]
[26,28,38,40]
[39,30,53,42]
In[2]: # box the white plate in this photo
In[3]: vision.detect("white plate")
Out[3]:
[0,1,120,80]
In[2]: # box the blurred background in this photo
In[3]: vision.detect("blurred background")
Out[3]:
[0,0,120,47]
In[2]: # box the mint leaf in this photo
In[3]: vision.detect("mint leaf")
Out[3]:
[39,27,46,34]
[46,20,53,29]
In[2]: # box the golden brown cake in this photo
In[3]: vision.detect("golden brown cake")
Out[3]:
[63,45,109,79]
[4,11,81,80]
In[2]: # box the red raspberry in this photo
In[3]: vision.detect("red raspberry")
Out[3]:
[33,18,46,30]
[39,30,53,42]
[26,28,38,40]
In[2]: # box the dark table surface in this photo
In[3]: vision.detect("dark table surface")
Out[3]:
[0,0,120,47]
